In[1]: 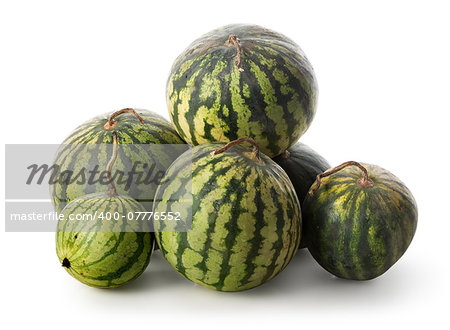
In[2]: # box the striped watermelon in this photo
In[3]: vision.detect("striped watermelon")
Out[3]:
[51,108,186,213]
[303,162,418,280]
[274,142,330,205]
[167,24,318,157]
[154,138,301,291]
[56,192,153,288]
[273,142,330,248]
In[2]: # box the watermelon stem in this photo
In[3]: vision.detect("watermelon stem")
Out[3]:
[210,137,261,161]
[280,150,291,159]
[309,161,374,196]
[106,131,118,195]
[104,108,144,130]
[226,34,244,71]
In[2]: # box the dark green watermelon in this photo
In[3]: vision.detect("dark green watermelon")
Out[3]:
[167,24,318,157]
[273,142,330,203]
[303,162,418,280]
[273,142,330,248]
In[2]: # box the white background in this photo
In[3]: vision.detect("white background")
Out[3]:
[1,0,449,329]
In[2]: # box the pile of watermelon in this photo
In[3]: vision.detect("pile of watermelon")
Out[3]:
[54,24,418,291]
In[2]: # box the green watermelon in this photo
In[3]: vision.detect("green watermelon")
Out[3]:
[51,108,186,213]
[303,161,418,280]
[153,138,301,291]
[274,142,330,204]
[167,24,318,157]
[56,192,153,288]
[273,142,330,248]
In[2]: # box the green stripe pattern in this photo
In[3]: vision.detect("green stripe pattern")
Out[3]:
[153,142,301,291]
[51,109,185,212]
[167,24,318,157]
[273,142,330,248]
[56,193,153,288]
[303,163,418,280]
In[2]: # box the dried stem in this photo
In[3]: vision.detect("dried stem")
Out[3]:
[104,108,144,130]
[226,34,244,71]
[309,161,374,196]
[210,137,260,161]
[280,150,291,159]
[106,131,119,195]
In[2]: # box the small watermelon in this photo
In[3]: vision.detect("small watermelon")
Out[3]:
[273,142,330,248]
[303,161,418,280]
[167,24,318,157]
[51,108,186,213]
[56,192,153,288]
[154,138,301,291]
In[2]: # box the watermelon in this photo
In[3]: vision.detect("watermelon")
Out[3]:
[153,138,301,291]
[303,161,418,280]
[51,108,186,213]
[56,192,153,288]
[167,24,318,157]
[273,142,330,248]
[274,142,330,205]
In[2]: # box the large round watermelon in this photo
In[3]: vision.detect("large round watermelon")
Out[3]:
[51,108,186,213]
[273,142,330,248]
[167,24,318,157]
[56,192,153,288]
[303,162,418,280]
[153,139,301,291]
